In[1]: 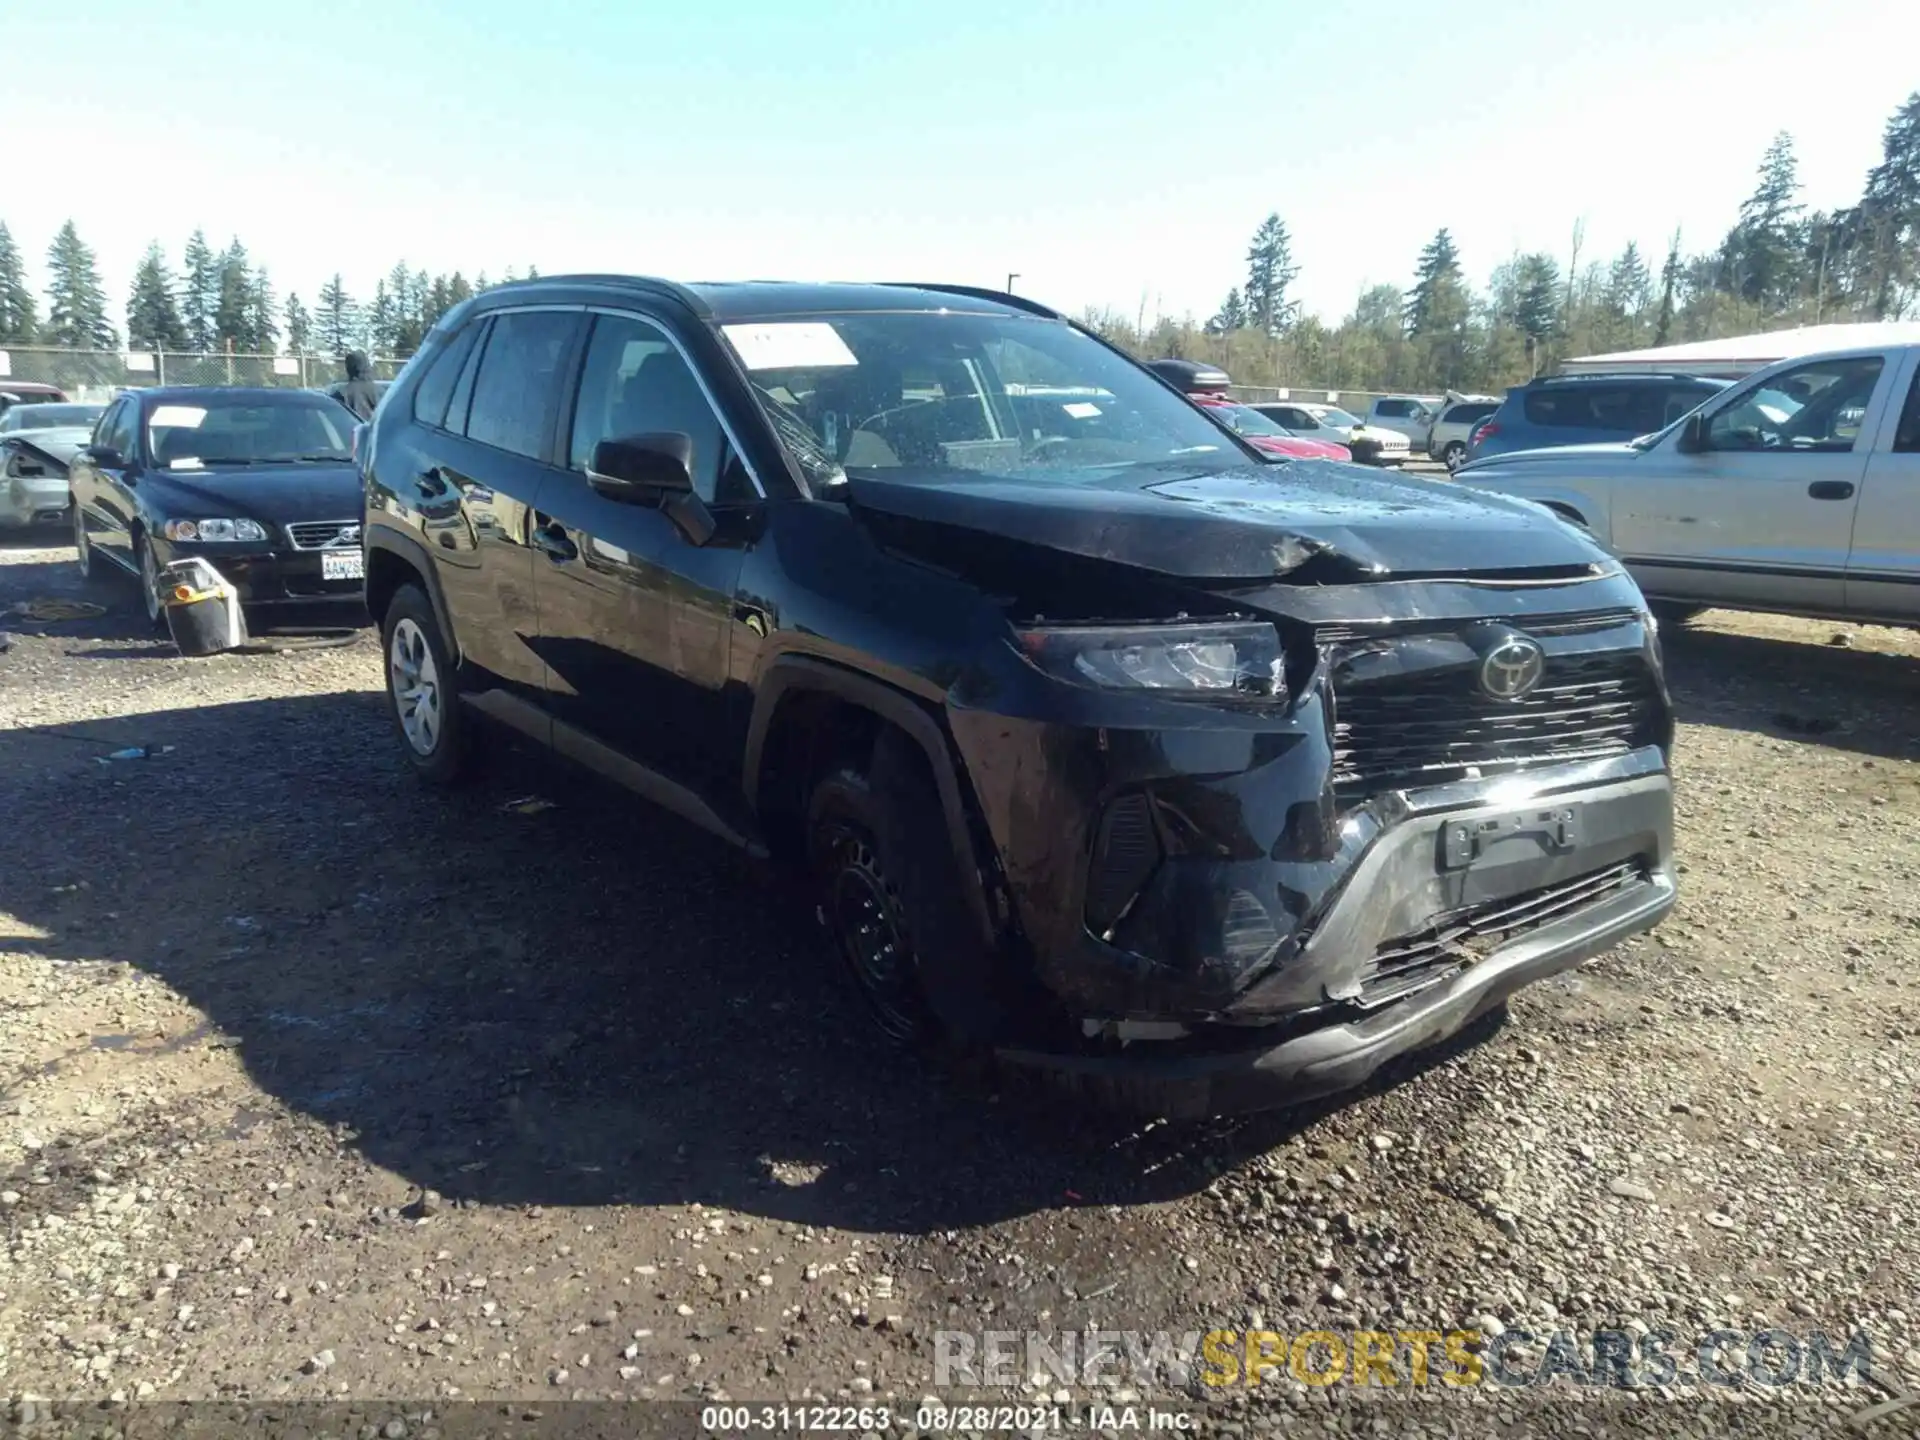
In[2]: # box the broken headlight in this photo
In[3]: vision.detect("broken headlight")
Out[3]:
[1018,621,1286,701]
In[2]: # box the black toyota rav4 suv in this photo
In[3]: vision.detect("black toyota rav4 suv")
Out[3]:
[359,275,1676,1118]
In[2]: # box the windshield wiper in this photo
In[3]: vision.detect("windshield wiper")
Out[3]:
[267,454,353,464]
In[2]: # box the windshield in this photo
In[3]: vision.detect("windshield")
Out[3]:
[1319,407,1362,429]
[1208,402,1292,438]
[718,312,1244,485]
[2,403,102,432]
[146,397,354,467]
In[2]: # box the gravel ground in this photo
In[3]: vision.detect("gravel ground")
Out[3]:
[2,531,1917,1435]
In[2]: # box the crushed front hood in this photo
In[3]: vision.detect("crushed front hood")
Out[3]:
[845,462,1610,580]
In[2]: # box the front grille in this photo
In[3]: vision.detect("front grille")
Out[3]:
[287,520,361,551]
[1332,646,1657,796]
[1356,860,1647,1008]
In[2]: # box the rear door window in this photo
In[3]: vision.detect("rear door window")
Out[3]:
[463,310,582,460]
[1374,399,1412,418]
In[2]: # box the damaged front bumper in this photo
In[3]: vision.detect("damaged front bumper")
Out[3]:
[993,749,1674,1118]
[946,590,1675,1116]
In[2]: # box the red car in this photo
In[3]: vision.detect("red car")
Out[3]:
[1147,360,1352,462]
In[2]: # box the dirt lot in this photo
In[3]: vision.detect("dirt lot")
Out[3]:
[2,531,1917,1431]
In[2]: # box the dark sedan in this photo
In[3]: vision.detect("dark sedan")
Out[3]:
[67,388,367,627]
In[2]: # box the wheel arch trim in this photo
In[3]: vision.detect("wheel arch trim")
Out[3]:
[743,655,996,946]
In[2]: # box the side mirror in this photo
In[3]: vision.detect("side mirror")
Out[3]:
[87,444,125,469]
[1674,413,1707,454]
[587,431,715,545]
[587,432,694,502]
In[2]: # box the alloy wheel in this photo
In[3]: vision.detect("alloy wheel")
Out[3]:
[389,617,442,757]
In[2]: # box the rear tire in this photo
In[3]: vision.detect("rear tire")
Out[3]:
[1442,441,1467,471]
[382,583,474,786]
[807,729,1005,1054]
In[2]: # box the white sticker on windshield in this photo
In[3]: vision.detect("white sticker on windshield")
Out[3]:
[721,322,858,372]
[1062,401,1101,419]
[168,457,204,470]
[149,405,207,429]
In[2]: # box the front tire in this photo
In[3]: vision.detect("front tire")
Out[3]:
[382,583,473,785]
[73,505,104,580]
[133,531,164,630]
[806,730,1007,1053]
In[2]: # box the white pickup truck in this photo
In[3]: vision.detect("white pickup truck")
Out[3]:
[1455,341,1920,627]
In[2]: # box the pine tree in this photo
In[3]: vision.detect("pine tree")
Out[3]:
[1406,229,1464,338]
[446,271,474,309]
[181,229,218,352]
[367,279,396,355]
[126,242,188,351]
[44,220,117,349]
[1722,132,1805,310]
[0,221,37,343]
[1653,231,1682,345]
[248,266,279,353]
[316,274,357,356]
[1600,242,1653,348]
[211,239,254,349]
[1207,288,1249,334]
[1243,214,1299,336]
[1512,254,1562,341]
[284,292,313,356]
[1849,90,1920,318]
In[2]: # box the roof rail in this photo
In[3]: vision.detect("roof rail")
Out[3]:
[884,283,1063,319]
[1537,370,1718,384]
[498,273,711,317]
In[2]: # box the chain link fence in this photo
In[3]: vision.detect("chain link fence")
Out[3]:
[0,346,406,401]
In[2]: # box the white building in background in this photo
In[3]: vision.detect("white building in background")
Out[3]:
[1560,321,1920,379]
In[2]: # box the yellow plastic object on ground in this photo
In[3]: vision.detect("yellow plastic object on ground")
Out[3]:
[158,557,247,656]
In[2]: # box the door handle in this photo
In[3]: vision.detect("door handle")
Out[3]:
[416,468,449,499]
[531,523,577,562]
[1807,480,1855,501]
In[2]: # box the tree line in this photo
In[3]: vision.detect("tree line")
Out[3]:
[1085,89,1920,393]
[1,88,1915,386]
[0,222,538,360]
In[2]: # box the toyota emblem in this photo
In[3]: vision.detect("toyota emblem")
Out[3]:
[1479,635,1546,701]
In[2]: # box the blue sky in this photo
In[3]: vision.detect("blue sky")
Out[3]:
[10,0,1915,332]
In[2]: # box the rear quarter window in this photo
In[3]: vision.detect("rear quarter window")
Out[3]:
[410,322,481,429]
[1522,385,1640,429]
[1442,402,1496,426]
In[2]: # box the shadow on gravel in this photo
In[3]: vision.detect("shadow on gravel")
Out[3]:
[1662,622,1920,763]
[0,691,1494,1235]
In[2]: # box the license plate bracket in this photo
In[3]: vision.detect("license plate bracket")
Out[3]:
[1441,804,1581,870]
[321,550,364,581]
